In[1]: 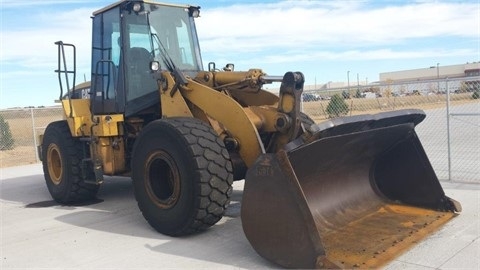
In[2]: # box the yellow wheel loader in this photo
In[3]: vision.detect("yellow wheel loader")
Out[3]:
[40,1,460,268]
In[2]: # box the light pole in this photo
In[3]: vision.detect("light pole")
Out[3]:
[347,70,350,96]
[436,63,440,93]
[357,73,360,97]
[429,63,440,93]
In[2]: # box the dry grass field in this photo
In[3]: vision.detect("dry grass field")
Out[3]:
[303,92,477,122]
[1,108,62,168]
[0,93,478,168]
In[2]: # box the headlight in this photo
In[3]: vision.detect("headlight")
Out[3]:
[150,61,160,71]
[133,3,142,12]
[188,6,200,18]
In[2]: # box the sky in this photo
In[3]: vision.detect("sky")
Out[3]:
[0,0,479,108]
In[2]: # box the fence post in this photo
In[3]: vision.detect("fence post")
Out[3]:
[445,78,452,181]
[30,107,39,162]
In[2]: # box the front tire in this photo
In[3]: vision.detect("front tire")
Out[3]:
[132,118,233,236]
[42,121,99,203]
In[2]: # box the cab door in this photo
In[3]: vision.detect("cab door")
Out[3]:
[90,6,124,115]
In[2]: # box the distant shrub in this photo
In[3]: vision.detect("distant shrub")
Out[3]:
[0,114,15,150]
[355,88,363,98]
[326,94,349,118]
[472,90,479,99]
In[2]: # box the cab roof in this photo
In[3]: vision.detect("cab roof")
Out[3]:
[93,0,193,16]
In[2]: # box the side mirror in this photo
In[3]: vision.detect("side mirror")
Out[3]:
[224,63,234,72]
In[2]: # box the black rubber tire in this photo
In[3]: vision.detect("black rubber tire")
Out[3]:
[42,120,99,204]
[131,118,233,236]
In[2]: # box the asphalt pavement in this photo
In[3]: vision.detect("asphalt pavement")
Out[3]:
[1,164,479,269]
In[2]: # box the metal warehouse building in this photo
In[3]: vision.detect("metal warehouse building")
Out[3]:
[380,62,480,81]
[378,62,480,94]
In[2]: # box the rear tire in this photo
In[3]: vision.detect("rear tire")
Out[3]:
[42,121,99,203]
[132,118,233,236]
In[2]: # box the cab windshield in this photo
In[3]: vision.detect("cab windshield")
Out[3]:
[124,4,202,71]
[121,4,202,102]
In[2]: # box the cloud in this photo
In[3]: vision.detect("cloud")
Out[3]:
[1,0,478,106]
[2,0,477,71]
[1,0,98,8]
[258,48,477,65]
[1,7,94,75]
[196,1,478,53]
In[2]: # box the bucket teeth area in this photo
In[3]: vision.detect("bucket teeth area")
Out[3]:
[321,204,455,269]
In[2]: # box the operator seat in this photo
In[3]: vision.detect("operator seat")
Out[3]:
[127,47,157,101]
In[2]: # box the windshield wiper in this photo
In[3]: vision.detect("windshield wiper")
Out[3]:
[150,33,176,72]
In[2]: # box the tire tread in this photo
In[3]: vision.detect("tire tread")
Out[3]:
[134,118,233,236]
[42,121,98,203]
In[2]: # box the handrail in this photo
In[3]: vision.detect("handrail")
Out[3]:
[54,41,77,118]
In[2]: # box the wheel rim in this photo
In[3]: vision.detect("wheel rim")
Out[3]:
[47,144,63,185]
[145,150,181,209]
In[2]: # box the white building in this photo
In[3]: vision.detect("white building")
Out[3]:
[377,62,480,95]
[380,62,480,82]
[291,62,480,96]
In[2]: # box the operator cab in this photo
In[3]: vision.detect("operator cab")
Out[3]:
[91,0,202,116]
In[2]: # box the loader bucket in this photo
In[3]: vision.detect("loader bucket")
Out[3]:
[242,109,460,269]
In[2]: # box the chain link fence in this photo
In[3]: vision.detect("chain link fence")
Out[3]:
[1,77,479,183]
[0,107,63,168]
[301,76,479,183]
